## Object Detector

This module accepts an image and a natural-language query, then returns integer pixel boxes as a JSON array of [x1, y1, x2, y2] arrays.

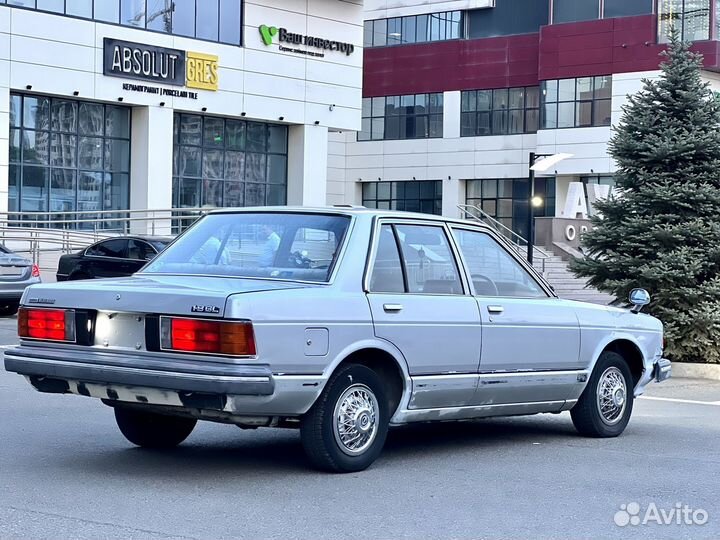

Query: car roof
[[93, 235, 174, 244], [207, 206, 493, 231]]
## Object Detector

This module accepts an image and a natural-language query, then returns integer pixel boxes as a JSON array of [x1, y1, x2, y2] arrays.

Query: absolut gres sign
[[104, 38, 185, 86]]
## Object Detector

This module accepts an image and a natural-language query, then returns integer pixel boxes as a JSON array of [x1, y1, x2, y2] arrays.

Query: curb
[[671, 363, 720, 381]]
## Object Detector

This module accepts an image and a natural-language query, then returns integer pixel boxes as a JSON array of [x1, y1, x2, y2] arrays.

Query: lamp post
[[527, 152, 573, 264]]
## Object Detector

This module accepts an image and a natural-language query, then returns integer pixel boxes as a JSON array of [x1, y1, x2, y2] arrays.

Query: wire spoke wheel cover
[[332, 384, 379, 456], [596, 366, 627, 426]]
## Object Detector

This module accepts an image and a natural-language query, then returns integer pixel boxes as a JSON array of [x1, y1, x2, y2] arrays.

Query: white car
[[4, 208, 671, 472]]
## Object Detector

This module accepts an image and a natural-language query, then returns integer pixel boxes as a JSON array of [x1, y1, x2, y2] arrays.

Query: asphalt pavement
[[0, 316, 718, 540]]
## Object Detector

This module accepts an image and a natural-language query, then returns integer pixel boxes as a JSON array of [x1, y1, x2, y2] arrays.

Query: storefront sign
[[563, 182, 615, 219], [103, 38, 219, 91], [259, 24, 355, 58]]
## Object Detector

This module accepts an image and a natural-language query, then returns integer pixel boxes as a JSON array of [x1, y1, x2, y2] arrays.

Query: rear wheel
[[114, 407, 197, 449], [301, 364, 389, 473], [0, 302, 19, 317], [571, 351, 634, 437]]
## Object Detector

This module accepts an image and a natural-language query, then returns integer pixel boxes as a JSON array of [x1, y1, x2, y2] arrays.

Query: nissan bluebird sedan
[[4, 208, 671, 472]]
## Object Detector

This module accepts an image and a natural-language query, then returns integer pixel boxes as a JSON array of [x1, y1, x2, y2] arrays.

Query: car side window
[[451, 229, 547, 298], [127, 240, 155, 261], [395, 224, 463, 295], [86, 239, 127, 259], [369, 225, 405, 293]]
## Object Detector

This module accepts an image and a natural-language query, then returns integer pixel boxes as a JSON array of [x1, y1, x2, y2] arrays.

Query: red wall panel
[[362, 15, 720, 98]]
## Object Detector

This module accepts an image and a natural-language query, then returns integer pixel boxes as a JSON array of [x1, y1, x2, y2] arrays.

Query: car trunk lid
[[21, 274, 312, 317]]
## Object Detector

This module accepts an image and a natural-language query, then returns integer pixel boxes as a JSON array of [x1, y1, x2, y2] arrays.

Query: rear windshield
[[142, 212, 351, 282]]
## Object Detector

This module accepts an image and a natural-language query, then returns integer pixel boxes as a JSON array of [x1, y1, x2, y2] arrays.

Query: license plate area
[[93, 312, 147, 351], [0, 266, 26, 277]]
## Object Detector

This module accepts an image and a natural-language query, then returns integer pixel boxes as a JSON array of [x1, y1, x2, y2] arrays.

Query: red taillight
[[31, 264, 40, 278], [161, 317, 256, 356], [18, 308, 76, 342]]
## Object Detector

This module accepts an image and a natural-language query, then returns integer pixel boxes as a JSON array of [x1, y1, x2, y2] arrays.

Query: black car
[[57, 236, 173, 281]]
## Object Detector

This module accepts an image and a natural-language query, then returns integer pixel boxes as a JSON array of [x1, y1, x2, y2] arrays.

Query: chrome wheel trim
[[332, 384, 379, 457], [596, 367, 628, 426]]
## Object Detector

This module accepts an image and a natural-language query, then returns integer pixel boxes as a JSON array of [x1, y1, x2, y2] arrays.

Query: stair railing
[[457, 203, 550, 276]]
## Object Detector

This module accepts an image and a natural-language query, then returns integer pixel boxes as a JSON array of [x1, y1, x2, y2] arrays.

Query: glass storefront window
[[363, 11, 462, 48], [5, 0, 242, 45], [541, 77, 612, 129], [358, 93, 443, 141], [461, 86, 539, 137], [466, 178, 555, 240], [362, 180, 442, 215], [9, 93, 131, 227], [658, 0, 711, 42], [172, 113, 288, 209]]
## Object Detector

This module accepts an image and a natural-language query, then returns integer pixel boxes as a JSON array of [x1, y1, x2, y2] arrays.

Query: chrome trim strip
[[391, 400, 569, 425]]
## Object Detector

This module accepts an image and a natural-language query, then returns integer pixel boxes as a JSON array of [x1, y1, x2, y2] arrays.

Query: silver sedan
[[4, 208, 671, 472], [0, 245, 41, 317]]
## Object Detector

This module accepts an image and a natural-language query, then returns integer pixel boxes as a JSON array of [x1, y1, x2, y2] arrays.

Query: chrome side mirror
[[629, 288, 651, 313]]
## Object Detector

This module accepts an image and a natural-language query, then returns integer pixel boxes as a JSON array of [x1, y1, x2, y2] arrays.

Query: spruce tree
[[572, 31, 720, 364]]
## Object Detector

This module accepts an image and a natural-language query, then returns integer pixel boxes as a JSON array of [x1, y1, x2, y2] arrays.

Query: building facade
[[328, 0, 720, 243], [0, 0, 363, 229]]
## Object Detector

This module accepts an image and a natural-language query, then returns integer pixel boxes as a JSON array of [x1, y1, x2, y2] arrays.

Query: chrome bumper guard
[[3, 345, 274, 396], [654, 358, 672, 383]]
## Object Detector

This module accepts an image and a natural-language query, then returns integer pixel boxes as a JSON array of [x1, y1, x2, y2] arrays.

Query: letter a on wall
[[563, 182, 589, 219]]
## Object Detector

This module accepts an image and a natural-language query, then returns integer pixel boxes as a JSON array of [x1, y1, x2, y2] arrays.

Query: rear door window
[[87, 239, 128, 258], [394, 224, 463, 295]]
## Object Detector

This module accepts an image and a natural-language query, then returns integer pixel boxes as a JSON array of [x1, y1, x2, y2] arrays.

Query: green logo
[[259, 25, 278, 46]]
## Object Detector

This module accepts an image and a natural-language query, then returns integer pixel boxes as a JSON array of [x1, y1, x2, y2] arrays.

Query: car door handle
[[383, 303, 403, 313], [487, 305, 504, 314]]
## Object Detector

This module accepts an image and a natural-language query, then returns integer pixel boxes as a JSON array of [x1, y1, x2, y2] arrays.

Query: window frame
[[364, 218, 470, 296], [448, 225, 554, 299], [358, 93, 444, 141], [364, 10, 464, 48], [3, 0, 242, 46], [461, 86, 539, 137], [540, 77, 612, 129]]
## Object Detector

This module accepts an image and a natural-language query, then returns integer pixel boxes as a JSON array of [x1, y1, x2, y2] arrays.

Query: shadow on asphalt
[[51, 415, 581, 477]]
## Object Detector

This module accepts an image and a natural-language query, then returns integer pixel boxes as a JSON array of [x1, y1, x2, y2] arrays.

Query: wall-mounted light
[[279, 116, 285, 121], [73, 91, 80, 96], [118, 97, 124, 102], [531, 196, 544, 208], [314, 120, 320, 125], [159, 102, 165, 107], [26, 85, 32, 90], [241, 112, 247, 117], [201, 107, 207, 112], [329, 104, 335, 111], [412, 176, 416, 180]]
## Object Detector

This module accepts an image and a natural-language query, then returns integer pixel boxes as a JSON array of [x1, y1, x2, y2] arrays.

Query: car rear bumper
[[0, 277, 40, 299], [4, 345, 275, 396], [3, 344, 325, 416]]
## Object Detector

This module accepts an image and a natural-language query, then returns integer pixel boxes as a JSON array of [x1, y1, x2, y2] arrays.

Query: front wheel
[[571, 351, 634, 437], [114, 407, 197, 449], [300, 364, 389, 473]]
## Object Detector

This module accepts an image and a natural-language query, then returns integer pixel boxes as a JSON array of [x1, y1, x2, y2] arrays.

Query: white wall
[[2, 0, 364, 215], [337, 71, 664, 217], [365, 0, 494, 18]]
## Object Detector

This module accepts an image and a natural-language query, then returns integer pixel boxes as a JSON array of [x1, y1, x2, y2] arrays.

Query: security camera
[[329, 104, 336, 111]]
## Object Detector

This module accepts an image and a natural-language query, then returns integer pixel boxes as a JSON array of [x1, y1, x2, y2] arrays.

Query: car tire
[[300, 364, 389, 473], [571, 351, 634, 438], [114, 406, 197, 449], [0, 302, 19, 317]]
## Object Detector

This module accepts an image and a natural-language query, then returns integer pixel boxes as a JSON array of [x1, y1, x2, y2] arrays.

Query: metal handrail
[[457, 203, 550, 274], [0, 207, 213, 265]]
